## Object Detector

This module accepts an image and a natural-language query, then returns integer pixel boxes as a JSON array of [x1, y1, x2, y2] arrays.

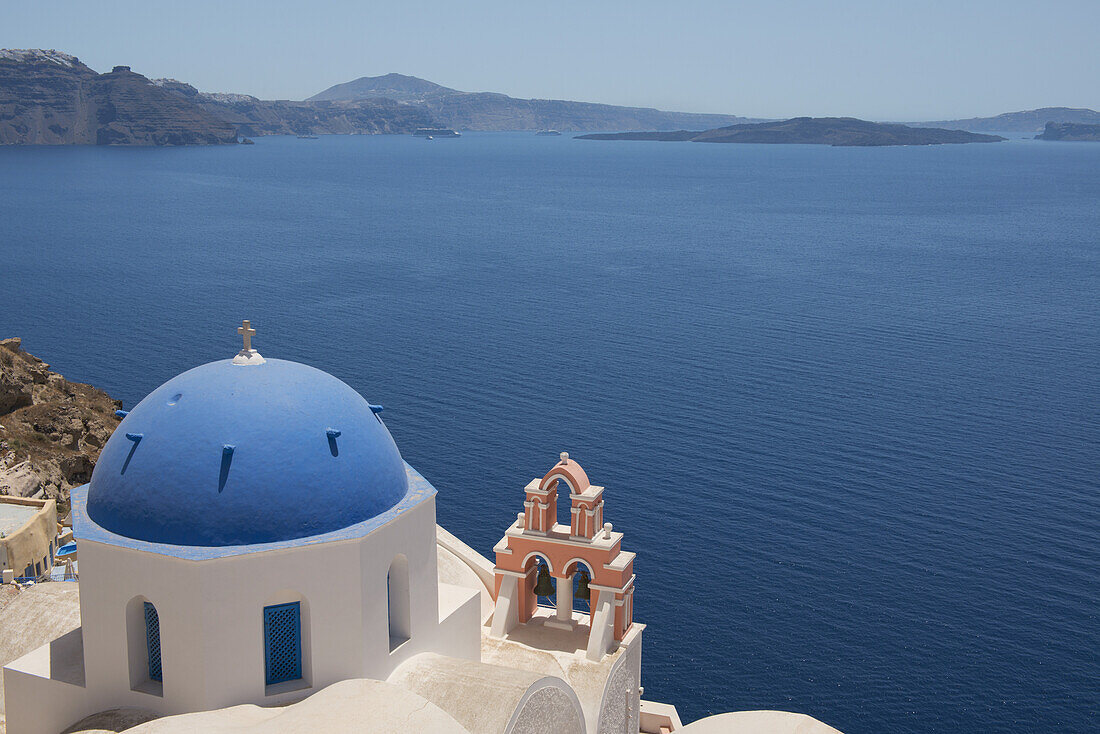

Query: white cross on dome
[[233, 319, 265, 365]]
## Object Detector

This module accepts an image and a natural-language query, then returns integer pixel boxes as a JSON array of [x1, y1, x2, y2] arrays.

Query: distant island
[[1035, 122, 1100, 141], [577, 118, 1005, 147], [307, 72, 760, 132], [911, 107, 1100, 133]]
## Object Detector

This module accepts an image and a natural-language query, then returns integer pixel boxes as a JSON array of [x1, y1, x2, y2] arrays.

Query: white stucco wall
[[119, 678, 472, 734], [596, 635, 642, 734], [4, 496, 481, 734], [389, 652, 586, 734], [677, 711, 844, 734], [508, 680, 585, 734]]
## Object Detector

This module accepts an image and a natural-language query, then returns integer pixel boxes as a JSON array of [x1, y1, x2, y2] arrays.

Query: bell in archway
[[533, 564, 556, 597], [575, 570, 591, 601]]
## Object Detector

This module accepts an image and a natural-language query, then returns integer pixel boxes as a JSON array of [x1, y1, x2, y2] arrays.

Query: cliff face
[[1036, 122, 1100, 141], [0, 50, 97, 144], [0, 339, 122, 511], [168, 86, 435, 136], [0, 50, 236, 145], [88, 67, 237, 145]]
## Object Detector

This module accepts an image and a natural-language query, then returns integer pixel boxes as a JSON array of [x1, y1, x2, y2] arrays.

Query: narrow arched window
[[387, 555, 410, 651], [263, 602, 302, 685], [143, 602, 162, 682]]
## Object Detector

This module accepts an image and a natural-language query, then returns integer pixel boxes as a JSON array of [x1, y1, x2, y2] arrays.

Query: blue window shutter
[[263, 602, 302, 685], [144, 602, 162, 682]]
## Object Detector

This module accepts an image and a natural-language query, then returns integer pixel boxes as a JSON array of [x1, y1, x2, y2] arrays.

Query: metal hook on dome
[[326, 429, 341, 457], [120, 433, 143, 475], [219, 444, 235, 493]]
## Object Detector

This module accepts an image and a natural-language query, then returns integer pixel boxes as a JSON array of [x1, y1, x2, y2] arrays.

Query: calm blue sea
[[1, 133, 1097, 732]]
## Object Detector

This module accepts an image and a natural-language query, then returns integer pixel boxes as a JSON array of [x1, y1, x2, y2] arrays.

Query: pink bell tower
[[490, 453, 636, 661]]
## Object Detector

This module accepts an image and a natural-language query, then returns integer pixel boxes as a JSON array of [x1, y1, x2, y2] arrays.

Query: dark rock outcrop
[[86, 66, 237, 145], [0, 50, 97, 144], [0, 49, 236, 145], [0, 338, 122, 510], [578, 117, 1005, 146], [307, 73, 760, 132], [1035, 122, 1100, 141]]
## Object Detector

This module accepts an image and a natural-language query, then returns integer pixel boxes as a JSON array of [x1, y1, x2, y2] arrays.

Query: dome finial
[[233, 319, 265, 365], [560, 451, 569, 464]]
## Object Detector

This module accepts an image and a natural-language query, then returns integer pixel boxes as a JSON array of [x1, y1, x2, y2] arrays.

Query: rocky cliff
[[0, 50, 237, 145], [1035, 121, 1100, 141], [0, 339, 121, 513], [155, 79, 434, 136], [308, 73, 759, 131], [0, 49, 97, 144]]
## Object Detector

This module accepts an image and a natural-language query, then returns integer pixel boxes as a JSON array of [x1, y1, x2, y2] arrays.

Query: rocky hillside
[[308, 72, 456, 103], [0, 339, 121, 513], [578, 117, 1005, 146], [0, 49, 96, 144], [912, 107, 1100, 133], [154, 79, 433, 136], [1035, 121, 1100, 141], [308, 73, 759, 131], [0, 49, 237, 145]]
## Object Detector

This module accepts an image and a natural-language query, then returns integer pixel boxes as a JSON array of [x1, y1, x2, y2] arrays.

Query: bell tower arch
[[490, 453, 636, 662]]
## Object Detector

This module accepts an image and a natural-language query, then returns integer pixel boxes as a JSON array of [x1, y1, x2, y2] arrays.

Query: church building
[[2, 323, 657, 733], [3, 322, 839, 734]]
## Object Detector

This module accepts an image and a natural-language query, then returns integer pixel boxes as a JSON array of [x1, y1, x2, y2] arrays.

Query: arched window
[[529, 555, 556, 609], [565, 560, 594, 614], [263, 602, 302, 685], [554, 478, 574, 530], [144, 602, 162, 682], [387, 555, 410, 651], [127, 596, 163, 695]]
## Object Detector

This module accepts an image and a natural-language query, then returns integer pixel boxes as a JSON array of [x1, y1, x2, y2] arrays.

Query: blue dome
[[87, 358, 408, 546]]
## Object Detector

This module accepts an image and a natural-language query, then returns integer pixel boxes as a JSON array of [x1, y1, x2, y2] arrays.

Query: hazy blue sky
[[2, 0, 1097, 120]]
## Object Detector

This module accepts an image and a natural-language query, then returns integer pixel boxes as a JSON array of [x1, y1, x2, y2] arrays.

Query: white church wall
[[359, 498, 457, 678], [3, 662, 91, 734], [506, 677, 587, 734], [76, 539, 209, 715], [5, 474, 486, 734], [436, 581, 482, 660], [189, 548, 356, 708], [595, 632, 643, 734], [63, 494, 466, 721]]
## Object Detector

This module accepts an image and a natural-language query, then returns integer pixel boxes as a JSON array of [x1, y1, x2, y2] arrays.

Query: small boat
[[536, 129, 562, 136], [426, 136, 434, 140], [414, 128, 460, 138]]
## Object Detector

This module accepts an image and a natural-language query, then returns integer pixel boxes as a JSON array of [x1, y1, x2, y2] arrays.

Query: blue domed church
[[2, 323, 669, 734]]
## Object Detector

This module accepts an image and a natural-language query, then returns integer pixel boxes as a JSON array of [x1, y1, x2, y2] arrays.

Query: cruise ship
[[413, 128, 461, 138]]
